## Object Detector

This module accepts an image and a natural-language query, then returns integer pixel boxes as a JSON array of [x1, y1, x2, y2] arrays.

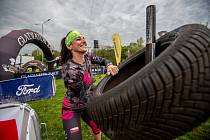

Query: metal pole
[[19, 54, 22, 73], [41, 24, 44, 62], [41, 24, 43, 36], [145, 5, 156, 64], [34, 19, 51, 62], [41, 18, 51, 62]]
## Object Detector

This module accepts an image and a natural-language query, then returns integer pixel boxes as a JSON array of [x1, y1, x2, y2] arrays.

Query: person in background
[[60, 30, 119, 140]]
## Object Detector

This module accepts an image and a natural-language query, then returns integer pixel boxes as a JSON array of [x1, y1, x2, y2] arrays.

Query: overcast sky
[[0, 0, 209, 54]]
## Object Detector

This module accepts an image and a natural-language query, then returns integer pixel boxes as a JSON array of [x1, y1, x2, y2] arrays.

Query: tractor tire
[[87, 24, 210, 140]]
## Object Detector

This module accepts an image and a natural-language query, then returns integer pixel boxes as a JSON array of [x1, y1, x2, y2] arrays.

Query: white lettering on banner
[[17, 36, 26, 46], [16, 84, 40, 96], [17, 32, 51, 50], [20, 71, 60, 78]]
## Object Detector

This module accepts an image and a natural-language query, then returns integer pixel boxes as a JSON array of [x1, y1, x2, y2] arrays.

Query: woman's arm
[[87, 53, 119, 76], [87, 52, 112, 66]]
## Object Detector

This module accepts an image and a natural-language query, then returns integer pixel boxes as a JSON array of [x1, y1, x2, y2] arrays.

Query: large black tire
[[87, 24, 210, 140]]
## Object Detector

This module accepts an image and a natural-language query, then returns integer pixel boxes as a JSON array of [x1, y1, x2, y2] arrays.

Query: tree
[[121, 46, 128, 61], [137, 37, 144, 46], [96, 48, 116, 65], [52, 50, 60, 58], [32, 50, 42, 61], [127, 37, 144, 57], [32, 49, 61, 63]]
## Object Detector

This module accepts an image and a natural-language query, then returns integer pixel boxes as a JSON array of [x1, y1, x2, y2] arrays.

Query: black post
[[19, 54, 22, 73], [94, 40, 99, 52], [145, 5, 156, 64], [93, 40, 99, 75]]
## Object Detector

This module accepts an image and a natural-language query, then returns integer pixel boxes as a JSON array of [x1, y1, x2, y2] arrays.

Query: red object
[[0, 119, 18, 140]]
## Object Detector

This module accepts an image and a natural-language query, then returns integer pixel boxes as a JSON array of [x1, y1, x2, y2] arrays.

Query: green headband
[[65, 31, 81, 46]]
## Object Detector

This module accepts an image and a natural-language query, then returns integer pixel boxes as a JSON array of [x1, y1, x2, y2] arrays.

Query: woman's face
[[70, 35, 87, 53]]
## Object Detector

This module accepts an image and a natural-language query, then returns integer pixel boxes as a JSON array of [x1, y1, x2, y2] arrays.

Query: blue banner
[[91, 65, 106, 75], [0, 75, 55, 103]]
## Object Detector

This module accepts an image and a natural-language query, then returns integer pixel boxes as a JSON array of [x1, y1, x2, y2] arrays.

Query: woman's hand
[[107, 64, 119, 76]]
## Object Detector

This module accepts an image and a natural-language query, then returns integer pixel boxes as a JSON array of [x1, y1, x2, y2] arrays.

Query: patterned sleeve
[[62, 62, 84, 93], [86, 52, 112, 66]]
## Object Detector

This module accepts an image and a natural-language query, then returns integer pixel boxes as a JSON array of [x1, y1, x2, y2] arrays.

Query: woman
[[60, 30, 119, 140]]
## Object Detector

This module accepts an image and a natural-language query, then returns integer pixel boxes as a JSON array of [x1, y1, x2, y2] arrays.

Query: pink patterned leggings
[[62, 97, 101, 140]]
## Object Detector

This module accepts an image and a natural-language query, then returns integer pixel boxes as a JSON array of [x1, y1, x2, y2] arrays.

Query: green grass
[[176, 117, 210, 140], [29, 78, 210, 140]]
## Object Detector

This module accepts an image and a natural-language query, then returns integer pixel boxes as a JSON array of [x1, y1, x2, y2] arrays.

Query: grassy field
[[29, 78, 210, 140]]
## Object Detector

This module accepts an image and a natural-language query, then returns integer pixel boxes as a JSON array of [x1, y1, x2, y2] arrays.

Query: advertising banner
[[0, 75, 55, 103], [112, 33, 122, 65]]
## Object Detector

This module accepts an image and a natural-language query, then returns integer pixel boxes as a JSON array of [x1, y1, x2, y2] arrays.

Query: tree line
[[96, 37, 144, 65]]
